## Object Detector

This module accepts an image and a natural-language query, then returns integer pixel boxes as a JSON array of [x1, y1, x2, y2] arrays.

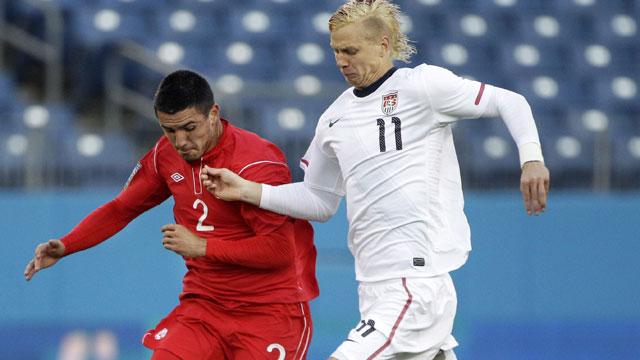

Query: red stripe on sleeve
[[474, 83, 486, 105]]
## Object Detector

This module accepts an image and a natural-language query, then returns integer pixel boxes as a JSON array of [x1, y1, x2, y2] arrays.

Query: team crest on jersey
[[123, 162, 142, 189], [381, 91, 398, 115]]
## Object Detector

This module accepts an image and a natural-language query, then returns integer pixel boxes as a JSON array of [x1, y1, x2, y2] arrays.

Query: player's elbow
[[313, 206, 338, 223], [308, 191, 340, 222], [506, 89, 530, 108], [269, 238, 296, 269]]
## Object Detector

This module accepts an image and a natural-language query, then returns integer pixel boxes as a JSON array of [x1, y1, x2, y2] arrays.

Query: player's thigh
[[332, 276, 457, 360], [231, 302, 312, 360], [143, 300, 226, 359], [147, 320, 225, 360]]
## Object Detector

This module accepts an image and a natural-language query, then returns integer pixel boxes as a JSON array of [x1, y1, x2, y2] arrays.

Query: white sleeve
[[260, 182, 341, 222], [299, 131, 346, 196], [258, 130, 345, 222], [481, 86, 544, 167], [421, 64, 544, 166]]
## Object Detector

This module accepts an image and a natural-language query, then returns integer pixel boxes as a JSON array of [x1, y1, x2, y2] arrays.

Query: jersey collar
[[353, 67, 398, 98]]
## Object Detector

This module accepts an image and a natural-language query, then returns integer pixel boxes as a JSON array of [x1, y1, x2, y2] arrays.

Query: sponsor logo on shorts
[[154, 328, 168, 340]]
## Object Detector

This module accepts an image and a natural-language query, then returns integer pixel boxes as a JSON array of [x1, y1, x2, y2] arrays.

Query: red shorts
[[142, 297, 313, 360]]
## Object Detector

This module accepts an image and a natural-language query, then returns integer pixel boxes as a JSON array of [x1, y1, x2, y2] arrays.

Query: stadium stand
[[0, 0, 638, 189]]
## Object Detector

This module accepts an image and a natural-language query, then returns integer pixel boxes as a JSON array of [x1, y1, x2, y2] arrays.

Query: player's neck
[[204, 119, 224, 155], [353, 66, 397, 98]]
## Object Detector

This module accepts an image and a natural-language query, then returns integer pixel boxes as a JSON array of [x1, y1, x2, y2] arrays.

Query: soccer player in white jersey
[[202, 0, 550, 359]]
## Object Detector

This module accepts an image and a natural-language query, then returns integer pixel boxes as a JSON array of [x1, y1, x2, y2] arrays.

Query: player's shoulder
[[148, 136, 174, 159], [401, 63, 456, 80], [229, 123, 279, 153], [152, 135, 171, 150], [321, 89, 352, 120], [226, 123, 289, 173]]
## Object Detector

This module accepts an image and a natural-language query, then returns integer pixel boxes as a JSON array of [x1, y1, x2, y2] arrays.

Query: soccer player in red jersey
[[24, 70, 319, 360]]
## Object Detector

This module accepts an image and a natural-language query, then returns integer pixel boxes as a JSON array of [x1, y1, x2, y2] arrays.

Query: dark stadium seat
[[591, 13, 640, 46], [591, 73, 640, 108], [514, 12, 584, 44], [0, 72, 18, 113], [512, 75, 594, 108], [474, 0, 555, 14], [498, 42, 569, 78], [552, 0, 635, 16], [58, 131, 137, 187], [570, 42, 637, 77], [543, 134, 595, 188], [456, 118, 521, 186], [96, 0, 164, 12], [1, 0, 637, 189], [420, 41, 500, 80], [227, 6, 297, 42], [70, 7, 144, 46], [279, 41, 342, 82], [608, 108, 640, 187], [247, 99, 323, 181], [155, 7, 230, 43]]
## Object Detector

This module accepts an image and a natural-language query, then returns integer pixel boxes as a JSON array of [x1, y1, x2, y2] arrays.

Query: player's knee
[[151, 349, 182, 360]]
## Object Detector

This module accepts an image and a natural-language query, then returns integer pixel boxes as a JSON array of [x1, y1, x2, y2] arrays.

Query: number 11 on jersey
[[376, 117, 403, 152]]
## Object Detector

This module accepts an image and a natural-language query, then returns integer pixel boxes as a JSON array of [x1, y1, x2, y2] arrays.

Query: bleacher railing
[[0, 0, 63, 102]]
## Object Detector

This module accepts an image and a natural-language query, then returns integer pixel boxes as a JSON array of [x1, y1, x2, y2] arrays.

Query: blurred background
[[0, 0, 638, 359]]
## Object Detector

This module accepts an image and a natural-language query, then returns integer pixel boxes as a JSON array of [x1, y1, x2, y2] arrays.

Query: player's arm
[[201, 162, 303, 269], [202, 135, 344, 221], [158, 219, 296, 270], [203, 218, 296, 269], [201, 168, 341, 222], [24, 195, 148, 281], [25, 152, 171, 281], [423, 65, 550, 215]]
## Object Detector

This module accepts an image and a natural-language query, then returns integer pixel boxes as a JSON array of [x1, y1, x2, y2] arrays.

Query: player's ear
[[379, 35, 390, 58], [209, 103, 220, 122]]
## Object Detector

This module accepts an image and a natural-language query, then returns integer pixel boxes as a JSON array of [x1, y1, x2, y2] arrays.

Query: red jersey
[[61, 120, 319, 305]]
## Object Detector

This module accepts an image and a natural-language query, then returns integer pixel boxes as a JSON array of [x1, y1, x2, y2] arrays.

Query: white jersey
[[301, 64, 496, 282]]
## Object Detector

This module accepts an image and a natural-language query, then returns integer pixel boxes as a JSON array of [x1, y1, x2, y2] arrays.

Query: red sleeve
[[61, 147, 171, 255], [205, 161, 295, 269]]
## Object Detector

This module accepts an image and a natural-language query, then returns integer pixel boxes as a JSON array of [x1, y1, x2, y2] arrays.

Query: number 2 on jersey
[[192, 199, 214, 232], [376, 117, 403, 152]]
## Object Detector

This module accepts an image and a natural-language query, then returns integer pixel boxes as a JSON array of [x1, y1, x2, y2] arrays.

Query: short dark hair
[[154, 69, 214, 116]]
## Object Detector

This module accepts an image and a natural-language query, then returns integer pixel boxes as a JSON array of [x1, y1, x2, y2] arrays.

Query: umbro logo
[[329, 118, 341, 127], [171, 173, 185, 182], [154, 328, 168, 340]]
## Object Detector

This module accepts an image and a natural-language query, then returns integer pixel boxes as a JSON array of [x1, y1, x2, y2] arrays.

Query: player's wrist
[[240, 180, 262, 206], [518, 142, 544, 168]]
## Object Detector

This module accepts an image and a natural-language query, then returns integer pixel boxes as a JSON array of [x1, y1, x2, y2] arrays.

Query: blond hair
[[329, 0, 416, 63]]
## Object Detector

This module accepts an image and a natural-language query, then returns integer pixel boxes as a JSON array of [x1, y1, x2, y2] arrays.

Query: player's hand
[[201, 166, 262, 206], [520, 161, 550, 216], [161, 224, 206, 258], [24, 239, 66, 281]]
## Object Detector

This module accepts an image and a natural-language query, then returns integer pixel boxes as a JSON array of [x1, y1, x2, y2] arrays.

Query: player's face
[[330, 21, 390, 89], [157, 105, 220, 161]]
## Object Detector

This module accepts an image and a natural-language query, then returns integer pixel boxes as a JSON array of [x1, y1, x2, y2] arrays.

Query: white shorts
[[331, 274, 458, 360]]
